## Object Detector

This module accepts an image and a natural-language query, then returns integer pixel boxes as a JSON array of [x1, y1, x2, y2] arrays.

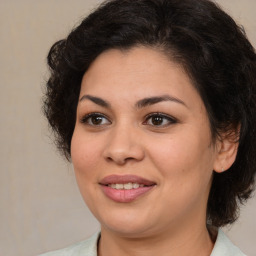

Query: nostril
[[105, 155, 137, 165], [102, 139, 145, 164]]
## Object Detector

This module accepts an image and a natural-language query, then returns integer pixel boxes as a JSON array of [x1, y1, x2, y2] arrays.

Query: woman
[[41, 0, 256, 255]]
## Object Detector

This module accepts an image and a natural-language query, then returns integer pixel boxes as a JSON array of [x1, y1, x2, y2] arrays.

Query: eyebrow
[[135, 95, 187, 109], [79, 95, 110, 108], [79, 94, 187, 109]]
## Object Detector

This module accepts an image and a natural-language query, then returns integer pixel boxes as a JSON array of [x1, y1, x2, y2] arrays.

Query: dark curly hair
[[43, 0, 256, 227]]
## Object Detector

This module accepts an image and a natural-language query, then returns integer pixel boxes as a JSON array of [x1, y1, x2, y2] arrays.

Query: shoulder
[[39, 232, 100, 256], [211, 229, 246, 256]]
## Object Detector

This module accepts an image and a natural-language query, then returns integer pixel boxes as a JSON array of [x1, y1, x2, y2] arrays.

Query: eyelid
[[80, 112, 111, 125], [143, 112, 178, 126]]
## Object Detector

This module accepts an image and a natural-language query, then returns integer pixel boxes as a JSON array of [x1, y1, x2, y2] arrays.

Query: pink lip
[[99, 175, 156, 203], [100, 175, 155, 186]]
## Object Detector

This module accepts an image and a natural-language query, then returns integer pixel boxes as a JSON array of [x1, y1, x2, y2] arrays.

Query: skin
[[71, 46, 238, 256]]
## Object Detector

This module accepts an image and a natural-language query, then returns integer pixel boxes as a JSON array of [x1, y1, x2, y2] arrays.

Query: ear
[[213, 130, 239, 173]]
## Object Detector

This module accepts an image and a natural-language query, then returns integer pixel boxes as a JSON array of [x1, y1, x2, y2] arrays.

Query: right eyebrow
[[79, 94, 111, 108]]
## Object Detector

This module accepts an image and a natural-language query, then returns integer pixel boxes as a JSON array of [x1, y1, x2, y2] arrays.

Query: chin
[[96, 207, 160, 237]]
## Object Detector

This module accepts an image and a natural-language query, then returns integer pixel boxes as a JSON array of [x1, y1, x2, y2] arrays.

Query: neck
[[98, 223, 215, 256]]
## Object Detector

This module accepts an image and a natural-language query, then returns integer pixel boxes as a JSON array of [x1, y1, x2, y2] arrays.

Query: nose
[[102, 125, 145, 165]]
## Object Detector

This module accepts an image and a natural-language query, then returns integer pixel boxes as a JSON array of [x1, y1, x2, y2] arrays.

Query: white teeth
[[124, 183, 133, 190], [133, 183, 140, 189], [116, 184, 124, 189], [108, 183, 143, 190]]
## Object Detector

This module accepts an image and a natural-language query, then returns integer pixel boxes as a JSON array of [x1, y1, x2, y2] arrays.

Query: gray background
[[0, 1, 255, 255]]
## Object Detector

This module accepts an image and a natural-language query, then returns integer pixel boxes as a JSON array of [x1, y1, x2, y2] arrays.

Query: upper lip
[[99, 175, 156, 186]]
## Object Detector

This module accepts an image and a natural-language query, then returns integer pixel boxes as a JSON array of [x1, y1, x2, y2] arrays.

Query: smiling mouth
[[99, 175, 156, 203], [99, 174, 156, 187], [106, 183, 151, 190]]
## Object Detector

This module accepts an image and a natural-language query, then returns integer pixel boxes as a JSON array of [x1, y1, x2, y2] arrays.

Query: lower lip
[[101, 185, 155, 203]]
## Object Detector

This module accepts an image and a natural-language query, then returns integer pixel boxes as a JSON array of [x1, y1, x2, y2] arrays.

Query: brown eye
[[81, 113, 111, 126], [151, 116, 164, 126], [144, 113, 177, 127], [91, 116, 105, 125]]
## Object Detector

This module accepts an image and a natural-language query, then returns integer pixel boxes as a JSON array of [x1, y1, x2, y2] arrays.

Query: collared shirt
[[39, 229, 246, 256]]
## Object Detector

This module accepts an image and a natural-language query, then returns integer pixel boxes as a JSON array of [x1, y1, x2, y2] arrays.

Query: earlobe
[[213, 134, 239, 173]]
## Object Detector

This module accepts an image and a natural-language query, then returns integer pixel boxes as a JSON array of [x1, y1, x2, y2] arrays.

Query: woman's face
[[71, 47, 220, 237]]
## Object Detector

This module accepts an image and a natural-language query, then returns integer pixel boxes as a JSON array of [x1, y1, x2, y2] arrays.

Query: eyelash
[[80, 113, 111, 126], [143, 112, 177, 127], [80, 112, 177, 127]]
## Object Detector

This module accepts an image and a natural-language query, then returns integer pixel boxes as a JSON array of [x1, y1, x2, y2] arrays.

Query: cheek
[[147, 135, 197, 170], [70, 129, 103, 208], [71, 129, 101, 178], [147, 127, 215, 181], [148, 133, 214, 216]]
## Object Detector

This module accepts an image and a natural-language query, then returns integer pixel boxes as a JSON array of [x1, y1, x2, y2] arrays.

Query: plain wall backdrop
[[0, 1, 255, 255]]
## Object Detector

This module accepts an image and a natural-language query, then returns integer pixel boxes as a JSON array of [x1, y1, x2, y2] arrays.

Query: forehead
[[80, 47, 204, 109], [80, 48, 205, 110], [83, 47, 185, 86]]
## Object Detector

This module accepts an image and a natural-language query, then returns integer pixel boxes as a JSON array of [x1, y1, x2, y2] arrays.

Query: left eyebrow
[[135, 95, 187, 109]]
